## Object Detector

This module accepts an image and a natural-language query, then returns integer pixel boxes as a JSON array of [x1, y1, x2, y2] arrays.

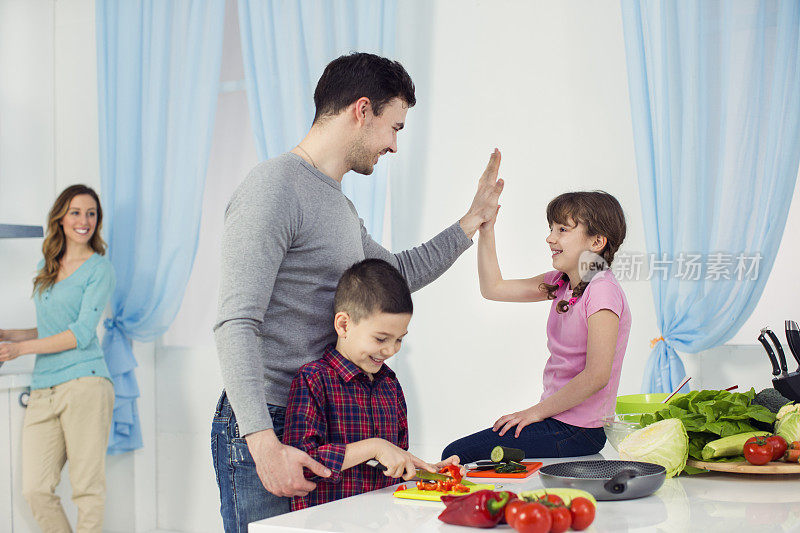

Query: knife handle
[[366, 459, 387, 471], [766, 329, 788, 373], [758, 333, 782, 376], [786, 321, 800, 370]]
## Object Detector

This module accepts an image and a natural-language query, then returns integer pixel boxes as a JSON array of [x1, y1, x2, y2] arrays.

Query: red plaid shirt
[[284, 344, 409, 510]]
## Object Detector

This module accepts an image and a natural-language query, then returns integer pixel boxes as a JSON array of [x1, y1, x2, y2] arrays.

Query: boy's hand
[[246, 429, 331, 497], [493, 406, 544, 438], [434, 454, 466, 478], [373, 440, 437, 481]]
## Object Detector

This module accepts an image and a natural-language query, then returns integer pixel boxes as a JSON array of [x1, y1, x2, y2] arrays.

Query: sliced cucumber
[[494, 462, 527, 474]]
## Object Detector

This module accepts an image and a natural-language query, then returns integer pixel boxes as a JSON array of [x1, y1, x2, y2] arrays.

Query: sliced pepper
[[439, 464, 463, 484]]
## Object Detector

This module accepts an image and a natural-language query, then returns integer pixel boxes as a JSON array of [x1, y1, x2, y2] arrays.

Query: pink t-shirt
[[540, 269, 631, 428]]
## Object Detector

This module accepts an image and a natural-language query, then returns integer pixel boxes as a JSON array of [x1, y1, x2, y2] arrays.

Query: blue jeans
[[211, 391, 290, 533], [441, 417, 606, 463]]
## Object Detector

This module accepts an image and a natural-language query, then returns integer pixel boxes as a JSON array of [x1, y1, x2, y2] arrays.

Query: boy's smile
[[334, 311, 412, 378]]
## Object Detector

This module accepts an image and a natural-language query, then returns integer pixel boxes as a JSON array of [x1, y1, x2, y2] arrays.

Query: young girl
[[442, 191, 631, 462], [0, 185, 115, 533]]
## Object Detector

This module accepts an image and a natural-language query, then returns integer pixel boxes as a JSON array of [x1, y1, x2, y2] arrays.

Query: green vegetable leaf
[[639, 388, 776, 462]]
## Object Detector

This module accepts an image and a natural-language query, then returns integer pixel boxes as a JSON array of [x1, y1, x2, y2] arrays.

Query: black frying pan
[[538, 460, 666, 501]]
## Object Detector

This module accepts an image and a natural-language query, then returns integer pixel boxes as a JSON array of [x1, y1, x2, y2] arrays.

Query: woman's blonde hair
[[33, 185, 107, 295]]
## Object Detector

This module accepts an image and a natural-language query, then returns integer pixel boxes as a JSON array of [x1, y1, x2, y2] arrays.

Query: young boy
[[284, 259, 459, 510]]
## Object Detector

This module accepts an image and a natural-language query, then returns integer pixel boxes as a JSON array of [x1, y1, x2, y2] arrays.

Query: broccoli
[[752, 388, 793, 414]]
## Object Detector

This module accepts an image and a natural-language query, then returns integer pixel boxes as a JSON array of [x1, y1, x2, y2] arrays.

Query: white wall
[[0, 0, 55, 376], [390, 0, 658, 461]]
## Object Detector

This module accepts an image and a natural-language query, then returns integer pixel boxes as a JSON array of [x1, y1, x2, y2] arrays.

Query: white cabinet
[[1, 374, 35, 533], [1, 384, 13, 533]]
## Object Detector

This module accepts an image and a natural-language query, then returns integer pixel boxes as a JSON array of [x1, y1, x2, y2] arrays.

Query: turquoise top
[[31, 253, 116, 390]]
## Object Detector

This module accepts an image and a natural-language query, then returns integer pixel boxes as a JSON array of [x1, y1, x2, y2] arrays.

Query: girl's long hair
[[539, 191, 627, 313], [33, 185, 107, 295]]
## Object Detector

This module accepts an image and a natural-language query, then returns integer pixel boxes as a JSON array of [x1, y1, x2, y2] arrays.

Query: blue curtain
[[621, 0, 800, 393], [96, 0, 225, 453], [238, 0, 397, 241]]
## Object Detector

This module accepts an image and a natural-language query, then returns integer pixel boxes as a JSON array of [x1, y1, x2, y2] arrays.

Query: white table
[[250, 445, 800, 533]]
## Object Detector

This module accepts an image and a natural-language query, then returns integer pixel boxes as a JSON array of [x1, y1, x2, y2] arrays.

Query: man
[[212, 52, 503, 532]]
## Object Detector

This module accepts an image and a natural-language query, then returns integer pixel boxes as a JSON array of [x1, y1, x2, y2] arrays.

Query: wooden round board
[[687, 459, 800, 474]]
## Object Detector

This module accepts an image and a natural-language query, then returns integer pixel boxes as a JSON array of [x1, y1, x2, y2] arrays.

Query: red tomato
[[548, 505, 572, 533], [539, 493, 564, 506], [569, 497, 596, 531], [504, 499, 526, 529], [743, 437, 773, 466], [514, 502, 552, 533], [394, 484, 407, 491], [767, 435, 788, 461]]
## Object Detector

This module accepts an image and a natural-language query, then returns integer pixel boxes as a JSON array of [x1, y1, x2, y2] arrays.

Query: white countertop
[[250, 445, 800, 533]]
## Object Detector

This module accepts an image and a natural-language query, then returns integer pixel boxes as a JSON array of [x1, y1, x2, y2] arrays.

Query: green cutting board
[[392, 482, 495, 502]]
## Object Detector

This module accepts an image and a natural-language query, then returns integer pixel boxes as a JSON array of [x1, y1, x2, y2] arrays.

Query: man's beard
[[348, 134, 378, 176]]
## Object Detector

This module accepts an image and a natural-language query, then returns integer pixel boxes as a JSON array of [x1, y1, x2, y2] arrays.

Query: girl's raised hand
[[459, 149, 505, 238], [492, 406, 543, 438], [479, 205, 501, 232]]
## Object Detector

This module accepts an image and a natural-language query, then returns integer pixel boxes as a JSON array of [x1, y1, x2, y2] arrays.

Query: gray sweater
[[214, 153, 473, 436]]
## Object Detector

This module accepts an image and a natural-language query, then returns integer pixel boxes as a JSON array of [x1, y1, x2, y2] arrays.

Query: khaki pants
[[22, 376, 114, 533]]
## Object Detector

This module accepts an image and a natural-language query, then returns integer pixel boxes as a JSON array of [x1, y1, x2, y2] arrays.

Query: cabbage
[[776, 403, 800, 421], [618, 418, 688, 478], [776, 411, 800, 443]]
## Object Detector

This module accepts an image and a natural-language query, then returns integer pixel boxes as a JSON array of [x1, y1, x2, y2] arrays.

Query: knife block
[[773, 373, 800, 402]]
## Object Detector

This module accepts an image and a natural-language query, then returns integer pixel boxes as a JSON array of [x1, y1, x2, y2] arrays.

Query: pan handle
[[603, 469, 637, 495]]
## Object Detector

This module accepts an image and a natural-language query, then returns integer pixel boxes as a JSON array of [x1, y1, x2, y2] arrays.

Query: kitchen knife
[[758, 330, 781, 377], [365, 459, 476, 486], [463, 460, 497, 469], [765, 329, 789, 376], [786, 321, 800, 371]]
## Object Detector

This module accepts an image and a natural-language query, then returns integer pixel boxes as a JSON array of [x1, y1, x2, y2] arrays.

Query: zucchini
[[520, 488, 597, 506], [700, 431, 770, 461], [490, 446, 524, 463]]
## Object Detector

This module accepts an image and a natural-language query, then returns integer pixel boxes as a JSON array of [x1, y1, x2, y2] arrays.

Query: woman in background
[[0, 184, 115, 533]]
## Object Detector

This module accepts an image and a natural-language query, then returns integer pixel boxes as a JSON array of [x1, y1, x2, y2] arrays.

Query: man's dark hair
[[313, 52, 416, 123], [334, 259, 413, 323]]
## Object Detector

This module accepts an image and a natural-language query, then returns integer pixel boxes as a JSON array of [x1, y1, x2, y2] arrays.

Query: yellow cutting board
[[393, 482, 495, 502]]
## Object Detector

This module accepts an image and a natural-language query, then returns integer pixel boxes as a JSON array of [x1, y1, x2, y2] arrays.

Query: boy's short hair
[[334, 259, 413, 323], [313, 52, 416, 123]]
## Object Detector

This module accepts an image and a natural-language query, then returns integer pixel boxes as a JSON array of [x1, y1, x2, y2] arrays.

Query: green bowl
[[616, 393, 682, 415]]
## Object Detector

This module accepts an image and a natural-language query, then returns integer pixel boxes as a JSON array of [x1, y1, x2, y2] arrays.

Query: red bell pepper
[[439, 464, 463, 484], [438, 490, 512, 528]]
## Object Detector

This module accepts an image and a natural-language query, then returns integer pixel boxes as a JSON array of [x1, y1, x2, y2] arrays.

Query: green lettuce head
[[776, 411, 800, 443], [618, 418, 688, 478]]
